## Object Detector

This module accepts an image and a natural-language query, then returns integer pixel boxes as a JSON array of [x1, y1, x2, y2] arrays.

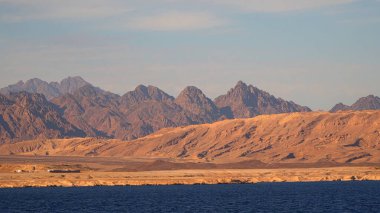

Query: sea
[[0, 181, 379, 213]]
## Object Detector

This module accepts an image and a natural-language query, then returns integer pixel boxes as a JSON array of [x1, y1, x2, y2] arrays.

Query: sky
[[0, 0, 380, 110]]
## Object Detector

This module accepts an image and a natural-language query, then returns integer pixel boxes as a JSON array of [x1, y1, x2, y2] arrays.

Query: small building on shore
[[47, 169, 80, 173]]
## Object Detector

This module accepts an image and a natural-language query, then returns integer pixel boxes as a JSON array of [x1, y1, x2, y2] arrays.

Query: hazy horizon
[[1, 0, 380, 110]]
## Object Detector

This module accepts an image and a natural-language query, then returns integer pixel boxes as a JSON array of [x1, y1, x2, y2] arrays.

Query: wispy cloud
[[0, 0, 132, 22], [0, 1, 225, 31], [126, 11, 226, 31], [0, 0, 356, 24], [195, 0, 356, 12]]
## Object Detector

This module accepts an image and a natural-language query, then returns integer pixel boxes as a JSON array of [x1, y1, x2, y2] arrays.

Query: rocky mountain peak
[[330, 103, 350, 112], [59, 76, 90, 94], [330, 95, 380, 112], [122, 85, 173, 107], [176, 86, 214, 108], [134, 85, 149, 96], [175, 86, 220, 122], [0, 76, 92, 100], [147, 85, 173, 102], [179, 86, 204, 96], [235, 80, 249, 89], [26, 78, 45, 85], [215, 81, 311, 118], [351, 95, 380, 110], [226, 81, 250, 97]]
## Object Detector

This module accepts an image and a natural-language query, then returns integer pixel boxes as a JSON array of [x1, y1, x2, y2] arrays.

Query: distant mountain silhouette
[[330, 103, 350, 112], [214, 81, 311, 118], [0, 76, 91, 100], [1, 77, 313, 141], [330, 95, 380, 112]]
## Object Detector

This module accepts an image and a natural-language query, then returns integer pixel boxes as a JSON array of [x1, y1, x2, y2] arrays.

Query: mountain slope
[[0, 92, 85, 142], [51, 85, 129, 139], [2, 111, 379, 165], [214, 81, 311, 118]]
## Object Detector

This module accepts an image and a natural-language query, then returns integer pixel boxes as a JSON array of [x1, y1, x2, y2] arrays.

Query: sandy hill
[[1, 111, 379, 165]]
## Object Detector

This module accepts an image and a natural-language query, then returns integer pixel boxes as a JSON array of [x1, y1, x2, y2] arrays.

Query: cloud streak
[[190, 0, 356, 12], [0, 0, 132, 22], [0, 0, 356, 24], [126, 11, 226, 31]]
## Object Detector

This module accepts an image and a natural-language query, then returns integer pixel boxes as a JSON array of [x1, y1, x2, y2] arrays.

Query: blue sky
[[0, 0, 380, 110]]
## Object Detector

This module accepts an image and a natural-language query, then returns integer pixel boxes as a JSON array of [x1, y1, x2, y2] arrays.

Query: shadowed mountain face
[[0, 76, 91, 100], [214, 81, 311, 118], [53, 84, 195, 140], [175, 86, 222, 122], [0, 92, 85, 142], [1, 77, 313, 141], [51, 85, 127, 139], [115, 85, 212, 140], [330, 95, 380, 112]]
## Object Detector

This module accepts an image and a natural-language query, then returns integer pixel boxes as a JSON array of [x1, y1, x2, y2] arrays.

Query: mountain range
[[0, 77, 311, 142], [0, 76, 91, 100], [0, 76, 378, 142]]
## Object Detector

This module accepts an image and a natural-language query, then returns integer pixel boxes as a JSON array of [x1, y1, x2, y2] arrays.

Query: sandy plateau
[[0, 111, 380, 187]]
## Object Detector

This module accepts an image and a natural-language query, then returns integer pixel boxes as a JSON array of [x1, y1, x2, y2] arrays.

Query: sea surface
[[0, 181, 379, 212]]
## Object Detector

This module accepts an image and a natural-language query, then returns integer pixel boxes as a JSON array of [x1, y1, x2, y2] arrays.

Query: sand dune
[[1, 111, 379, 165]]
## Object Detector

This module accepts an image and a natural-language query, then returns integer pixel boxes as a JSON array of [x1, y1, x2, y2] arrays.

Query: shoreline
[[2, 180, 380, 189], [1, 167, 380, 188]]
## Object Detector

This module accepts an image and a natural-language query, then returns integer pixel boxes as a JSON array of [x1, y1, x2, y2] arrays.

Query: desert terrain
[[1, 155, 380, 188], [0, 110, 380, 187]]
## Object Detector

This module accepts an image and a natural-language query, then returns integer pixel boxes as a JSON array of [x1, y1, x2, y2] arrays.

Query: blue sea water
[[0, 181, 379, 213]]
